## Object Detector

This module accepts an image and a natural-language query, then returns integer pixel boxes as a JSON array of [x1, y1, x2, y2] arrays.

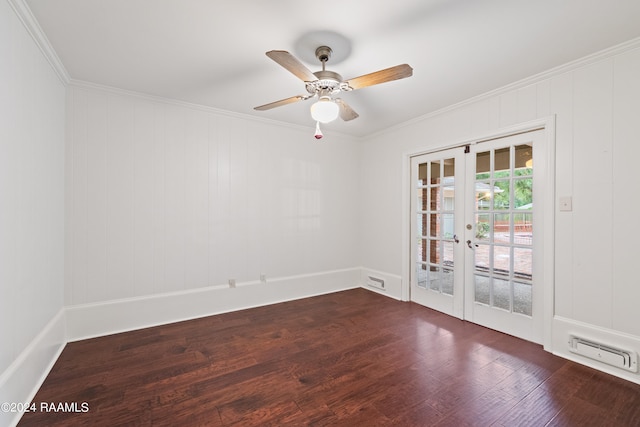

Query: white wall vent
[[569, 336, 638, 372], [366, 276, 385, 290]]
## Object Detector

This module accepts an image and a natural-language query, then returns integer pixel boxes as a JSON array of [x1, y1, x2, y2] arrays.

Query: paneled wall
[[0, 0, 65, 392], [360, 43, 640, 371], [65, 85, 360, 306]]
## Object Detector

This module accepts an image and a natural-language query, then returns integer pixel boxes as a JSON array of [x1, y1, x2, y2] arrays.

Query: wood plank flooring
[[18, 289, 640, 426]]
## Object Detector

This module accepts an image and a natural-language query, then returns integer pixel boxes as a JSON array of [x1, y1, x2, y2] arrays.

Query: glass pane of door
[[415, 158, 456, 295], [411, 148, 464, 319], [472, 144, 533, 316]]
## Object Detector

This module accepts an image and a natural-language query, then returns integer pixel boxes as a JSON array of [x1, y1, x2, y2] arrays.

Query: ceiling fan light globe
[[310, 99, 339, 123]]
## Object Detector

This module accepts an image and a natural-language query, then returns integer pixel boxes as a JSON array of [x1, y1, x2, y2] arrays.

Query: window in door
[[416, 159, 456, 296], [473, 144, 533, 316]]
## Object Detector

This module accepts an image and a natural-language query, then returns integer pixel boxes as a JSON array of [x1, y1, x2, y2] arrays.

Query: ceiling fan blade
[[344, 64, 413, 90], [266, 50, 318, 82], [335, 98, 359, 121], [254, 95, 307, 111]]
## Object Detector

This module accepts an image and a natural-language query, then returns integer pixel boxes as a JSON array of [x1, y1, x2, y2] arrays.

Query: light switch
[[559, 196, 572, 212]]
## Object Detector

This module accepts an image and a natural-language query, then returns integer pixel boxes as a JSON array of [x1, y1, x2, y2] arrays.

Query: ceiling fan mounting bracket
[[315, 46, 332, 63], [293, 31, 351, 65]]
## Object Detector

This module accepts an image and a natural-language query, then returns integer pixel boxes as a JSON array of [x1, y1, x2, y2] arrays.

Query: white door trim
[[401, 116, 556, 350]]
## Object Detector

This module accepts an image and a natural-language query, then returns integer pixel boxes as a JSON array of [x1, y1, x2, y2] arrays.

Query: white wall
[[65, 84, 360, 306], [0, 0, 66, 424], [360, 42, 640, 382], [5, 2, 640, 416]]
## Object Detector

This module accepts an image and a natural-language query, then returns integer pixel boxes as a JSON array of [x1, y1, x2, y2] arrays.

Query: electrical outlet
[[228, 279, 236, 288], [260, 274, 267, 283]]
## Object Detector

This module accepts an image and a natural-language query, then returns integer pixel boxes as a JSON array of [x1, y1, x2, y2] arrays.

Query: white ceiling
[[25, 0, 640, 137]]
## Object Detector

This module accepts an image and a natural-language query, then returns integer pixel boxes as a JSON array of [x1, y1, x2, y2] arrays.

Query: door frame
[[401, 116, 556, 350]]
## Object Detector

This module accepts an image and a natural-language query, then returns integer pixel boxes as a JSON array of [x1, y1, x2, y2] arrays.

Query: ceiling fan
[[254, 46, 413, 137]]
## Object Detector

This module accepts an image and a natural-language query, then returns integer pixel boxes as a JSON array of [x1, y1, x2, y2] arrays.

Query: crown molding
[[68, 79, 357, 141], [7, 0, 70, 84], [367, 36, 640, 140]]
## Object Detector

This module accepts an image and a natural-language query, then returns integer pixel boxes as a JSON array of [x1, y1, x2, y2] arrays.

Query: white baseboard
[[0, 309, 66, 427], [66, 268, 361, 342], [552, 316, 640, 385]]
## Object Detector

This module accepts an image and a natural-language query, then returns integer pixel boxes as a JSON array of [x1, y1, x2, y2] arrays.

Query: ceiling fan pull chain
[[314, 122, 323, 140]]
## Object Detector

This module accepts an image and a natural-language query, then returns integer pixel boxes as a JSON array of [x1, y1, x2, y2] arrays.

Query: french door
[[410, 148, 466, 319], [410, 130, 545, 343]]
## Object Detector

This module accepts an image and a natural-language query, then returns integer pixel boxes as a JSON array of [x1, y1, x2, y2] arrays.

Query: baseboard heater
[[569, 336, 638, 372], [366, 276, 385, 291]]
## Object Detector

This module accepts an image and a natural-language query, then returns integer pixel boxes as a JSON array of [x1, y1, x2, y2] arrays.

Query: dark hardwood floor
[[19, 288, 640, 426]]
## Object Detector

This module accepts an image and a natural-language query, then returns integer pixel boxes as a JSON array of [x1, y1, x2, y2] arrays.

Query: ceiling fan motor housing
[[307, 70, 343, 95], [304, 46, 344, 95]]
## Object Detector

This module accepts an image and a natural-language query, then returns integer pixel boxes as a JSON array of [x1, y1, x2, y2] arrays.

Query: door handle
[[466, 240, 478, 249], [453, 234, 459, 244]]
